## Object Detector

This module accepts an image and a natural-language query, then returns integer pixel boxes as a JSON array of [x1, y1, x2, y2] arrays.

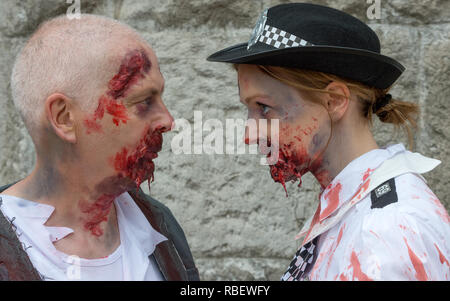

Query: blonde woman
[[208, 3, 449, 281]]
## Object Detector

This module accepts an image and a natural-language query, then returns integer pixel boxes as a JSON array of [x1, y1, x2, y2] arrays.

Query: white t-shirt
[[283, 144, 450, 281], [0, 191, 168, 281]]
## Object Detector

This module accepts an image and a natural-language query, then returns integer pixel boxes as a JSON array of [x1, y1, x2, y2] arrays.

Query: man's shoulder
[[128, 188, 179, 227], [127, 188, 200, 281], [0, 183, 15, 194]]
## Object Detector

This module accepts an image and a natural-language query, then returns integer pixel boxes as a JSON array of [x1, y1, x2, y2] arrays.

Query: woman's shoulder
[[356, 172, 449, 240], [340, 173, 450, 280], [393, 172, 448, 224]]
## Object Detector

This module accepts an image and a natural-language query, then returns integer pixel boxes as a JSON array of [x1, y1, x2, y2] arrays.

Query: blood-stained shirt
[[287, 144, 449, 281], [0, 192, 167, 280]]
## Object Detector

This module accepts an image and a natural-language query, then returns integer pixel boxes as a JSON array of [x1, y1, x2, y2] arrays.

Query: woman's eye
[[144, 97, 153, 105], [257, 102, 271, 115]]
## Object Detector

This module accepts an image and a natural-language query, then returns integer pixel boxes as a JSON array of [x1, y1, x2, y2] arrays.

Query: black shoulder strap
[[370, 178, 398, 209], [0, 197, 42, 281]]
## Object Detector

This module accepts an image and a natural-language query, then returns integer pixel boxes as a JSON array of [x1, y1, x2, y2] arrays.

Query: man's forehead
[[101, 44, 163, 96], [121, 61, 165, 102], [128, 72, 165, 98]]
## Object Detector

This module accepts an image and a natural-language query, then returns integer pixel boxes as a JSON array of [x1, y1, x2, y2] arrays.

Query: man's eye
[[257, 102, 271, 115], [135, 97, 153, 114]]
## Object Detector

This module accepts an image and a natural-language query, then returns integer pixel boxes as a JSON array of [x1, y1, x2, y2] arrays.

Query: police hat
[[207, 3, 405, 89]]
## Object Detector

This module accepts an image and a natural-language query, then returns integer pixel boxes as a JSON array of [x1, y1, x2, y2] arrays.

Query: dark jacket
[[0, 183, 200, 281]]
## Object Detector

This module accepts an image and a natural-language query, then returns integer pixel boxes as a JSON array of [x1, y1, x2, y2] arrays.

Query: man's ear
[[323, 81, 350, 122], [45, 93, 77, 143]]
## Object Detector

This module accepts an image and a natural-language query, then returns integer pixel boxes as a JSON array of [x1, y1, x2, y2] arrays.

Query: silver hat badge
[[247, 9, 268, 50]]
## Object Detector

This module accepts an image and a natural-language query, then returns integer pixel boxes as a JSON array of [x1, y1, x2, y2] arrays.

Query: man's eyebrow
[[125, 87, 162, 105]]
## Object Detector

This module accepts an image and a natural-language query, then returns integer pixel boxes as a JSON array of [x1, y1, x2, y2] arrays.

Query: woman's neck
[[309, 123, 379, 189]]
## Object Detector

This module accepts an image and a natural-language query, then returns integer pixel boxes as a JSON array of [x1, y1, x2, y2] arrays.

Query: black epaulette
[[370, 178, 398, 209]]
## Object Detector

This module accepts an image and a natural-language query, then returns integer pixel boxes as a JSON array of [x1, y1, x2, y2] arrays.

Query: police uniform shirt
[[283, 144, 449, 281]]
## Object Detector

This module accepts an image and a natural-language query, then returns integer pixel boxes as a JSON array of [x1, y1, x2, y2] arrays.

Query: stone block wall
[[0, 0, 448, 280]]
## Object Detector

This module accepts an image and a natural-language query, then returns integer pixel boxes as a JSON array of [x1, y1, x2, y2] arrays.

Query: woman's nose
[[244, 119, 258, 145]]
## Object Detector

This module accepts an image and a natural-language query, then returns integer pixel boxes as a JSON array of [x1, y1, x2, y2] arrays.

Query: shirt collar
[[114, 192, 168, 280], [114, 192, 168, 255], [0, 191, 168, 252], [0, 194, 74, 242], [318, 143, 406, 222]]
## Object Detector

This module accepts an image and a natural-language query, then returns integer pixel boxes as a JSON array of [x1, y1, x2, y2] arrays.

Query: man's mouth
[[111, 128, 163, 189]]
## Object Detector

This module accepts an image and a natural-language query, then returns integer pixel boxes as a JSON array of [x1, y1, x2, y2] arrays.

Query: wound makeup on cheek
[[111, 126, 163, 190], [83, 96, 130, 134], [268, 123, 319, 197], [83, 118, 103, 134], [79, 123, 161, 237], [269, 144, 306, 197], [104, 97, 130, 126]]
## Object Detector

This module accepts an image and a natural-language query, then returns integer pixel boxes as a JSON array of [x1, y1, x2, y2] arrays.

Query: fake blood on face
[[83, 50, 151, 134], [80, 127, 162, 237], [269, 144, 307, 197], [84, 96, 130, 133], [107, 50, 151, 100], [266, 120, 322, 197], [111, 126, 163, 189], [79, 51, 156, 236]]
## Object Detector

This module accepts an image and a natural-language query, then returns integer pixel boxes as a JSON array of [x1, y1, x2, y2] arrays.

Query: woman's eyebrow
[[243, 94, 271, 104]]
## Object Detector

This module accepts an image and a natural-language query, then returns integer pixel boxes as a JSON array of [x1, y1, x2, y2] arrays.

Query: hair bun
[[372, 93, 392, 114]]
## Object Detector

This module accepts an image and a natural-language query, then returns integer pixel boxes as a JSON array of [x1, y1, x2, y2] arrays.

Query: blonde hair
[[243, 65, 419, 149]]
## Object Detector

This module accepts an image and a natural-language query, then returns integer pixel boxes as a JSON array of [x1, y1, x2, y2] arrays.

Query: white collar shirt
[[0, 192, 168, 281], [284, 144, 450, 281]]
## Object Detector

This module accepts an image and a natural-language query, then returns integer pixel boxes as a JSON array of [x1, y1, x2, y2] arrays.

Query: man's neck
[[3, 160, 123, 258]]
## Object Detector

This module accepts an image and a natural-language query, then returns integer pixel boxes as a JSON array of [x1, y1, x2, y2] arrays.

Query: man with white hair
[[0, 14, 199, 281]]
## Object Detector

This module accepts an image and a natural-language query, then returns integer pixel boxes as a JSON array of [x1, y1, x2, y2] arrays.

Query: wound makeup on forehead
[[107, 49, 152, 100], [83, 50, 150, 134]]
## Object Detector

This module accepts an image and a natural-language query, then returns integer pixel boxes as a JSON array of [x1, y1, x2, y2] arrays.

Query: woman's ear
[[45, 93, 77, 143], [323, 81, 350, 122]]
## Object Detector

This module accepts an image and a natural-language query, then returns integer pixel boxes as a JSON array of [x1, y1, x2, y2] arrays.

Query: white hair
[[11, 14, 144, 134]]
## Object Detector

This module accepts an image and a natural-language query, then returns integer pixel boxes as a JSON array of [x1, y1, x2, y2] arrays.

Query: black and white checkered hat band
[[281, 236, 319, 281], [259, 25, 314, 49]]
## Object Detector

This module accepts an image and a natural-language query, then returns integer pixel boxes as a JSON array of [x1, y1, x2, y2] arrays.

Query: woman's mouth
[[263, 143, 306, 197]]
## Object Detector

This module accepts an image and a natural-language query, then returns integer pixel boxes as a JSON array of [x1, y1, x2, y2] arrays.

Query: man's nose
[[153, 102, 174, 133]]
